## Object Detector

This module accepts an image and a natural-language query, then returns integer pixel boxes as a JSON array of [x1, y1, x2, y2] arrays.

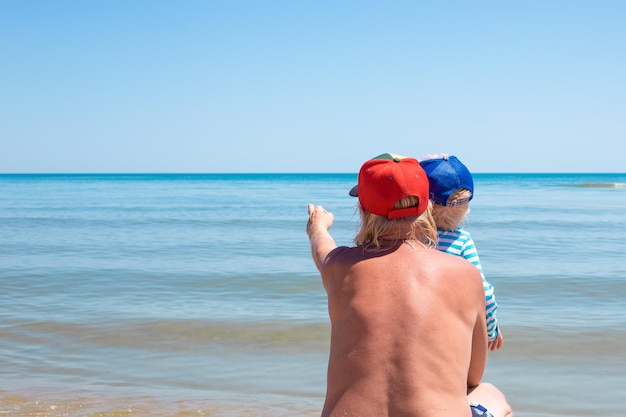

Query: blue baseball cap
[[419, 154, 474, 206]]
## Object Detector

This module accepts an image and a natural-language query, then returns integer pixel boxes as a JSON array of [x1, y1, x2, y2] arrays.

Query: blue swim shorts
[[470, 403, 495, 417]]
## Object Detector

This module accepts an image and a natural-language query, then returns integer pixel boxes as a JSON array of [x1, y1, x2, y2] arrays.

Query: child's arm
[[462, 235, 502, 347]]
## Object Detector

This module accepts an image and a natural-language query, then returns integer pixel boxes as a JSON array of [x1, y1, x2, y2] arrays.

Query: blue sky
[[1, 1, 624, 173]]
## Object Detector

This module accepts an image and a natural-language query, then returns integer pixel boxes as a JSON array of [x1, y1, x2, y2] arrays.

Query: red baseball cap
[[349, 153, 429, 219]]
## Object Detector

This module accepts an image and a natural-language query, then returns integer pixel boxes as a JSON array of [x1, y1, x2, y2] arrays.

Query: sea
[[1, 173, 625, 417]]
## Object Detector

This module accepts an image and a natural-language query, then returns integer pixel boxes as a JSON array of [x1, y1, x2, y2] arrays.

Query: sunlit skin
[[307, 204, 512, 417]]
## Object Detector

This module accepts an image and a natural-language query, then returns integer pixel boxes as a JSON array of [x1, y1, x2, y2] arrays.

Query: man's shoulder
[[427, 247, 482, 277], [326, 245, 362, 264]]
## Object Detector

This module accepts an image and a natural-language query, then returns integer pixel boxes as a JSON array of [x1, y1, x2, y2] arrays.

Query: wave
[[572, 182, 626, 188]]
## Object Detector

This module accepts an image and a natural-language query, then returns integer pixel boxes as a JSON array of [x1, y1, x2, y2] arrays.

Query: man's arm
[[468, 310, 488, 389], [467, 266, 488, 389], [306, 204, 337, 273]]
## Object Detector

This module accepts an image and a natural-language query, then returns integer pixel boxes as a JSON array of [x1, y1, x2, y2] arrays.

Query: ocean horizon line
[[1, 171, 626, 176]]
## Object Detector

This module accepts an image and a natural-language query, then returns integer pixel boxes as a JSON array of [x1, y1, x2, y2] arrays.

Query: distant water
[[1, 173, 625, 417]]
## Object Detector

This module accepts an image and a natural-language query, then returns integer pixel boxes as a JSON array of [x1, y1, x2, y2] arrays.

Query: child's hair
[[431, 188, 472, 231], [355, 196, 437, 251]]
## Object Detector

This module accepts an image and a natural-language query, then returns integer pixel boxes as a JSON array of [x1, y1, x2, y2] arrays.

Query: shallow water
[[1, 173, 625, 416]]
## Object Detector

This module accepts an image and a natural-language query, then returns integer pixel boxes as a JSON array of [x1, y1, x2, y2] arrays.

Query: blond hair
[[354, 196, 438, 251], [431, 188, 471, 231]]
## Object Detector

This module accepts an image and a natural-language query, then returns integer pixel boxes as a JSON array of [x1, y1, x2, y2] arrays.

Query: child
[[420, 153, 503, 351]]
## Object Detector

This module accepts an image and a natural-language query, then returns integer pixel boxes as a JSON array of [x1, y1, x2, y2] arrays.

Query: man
[[306, 153, 512, 417]]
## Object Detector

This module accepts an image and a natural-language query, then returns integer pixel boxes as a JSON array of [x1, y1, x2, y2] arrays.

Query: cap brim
[[349, 185, 358, 197]]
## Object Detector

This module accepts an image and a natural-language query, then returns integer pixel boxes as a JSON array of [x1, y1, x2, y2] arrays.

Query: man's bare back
[[314, 230, 486, 417]]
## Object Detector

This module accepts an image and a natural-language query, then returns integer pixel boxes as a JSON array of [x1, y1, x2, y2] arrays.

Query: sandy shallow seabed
[[0, 390, 322, 417]]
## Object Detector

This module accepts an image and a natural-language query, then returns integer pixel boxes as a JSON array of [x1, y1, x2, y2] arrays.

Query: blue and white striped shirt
[[436, 227, 499, 341]]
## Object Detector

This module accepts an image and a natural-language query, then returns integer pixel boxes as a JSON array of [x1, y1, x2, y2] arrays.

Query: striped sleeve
[[437, 228, 499, 341]]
